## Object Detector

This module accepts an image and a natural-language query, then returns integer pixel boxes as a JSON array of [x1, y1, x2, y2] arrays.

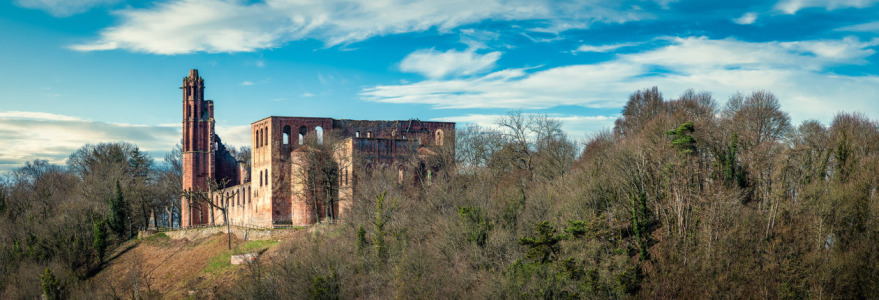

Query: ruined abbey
[[180, 69, 454, 227]]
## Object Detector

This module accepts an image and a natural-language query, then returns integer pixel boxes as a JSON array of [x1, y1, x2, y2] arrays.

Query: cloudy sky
[[1, 0, 878, 171]]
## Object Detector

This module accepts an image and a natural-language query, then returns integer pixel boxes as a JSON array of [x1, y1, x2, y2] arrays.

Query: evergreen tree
[[93, 219, 108, 262], [107, 180, 126, 238], [40, 267, 61, 300], [518, 221, 565, 264]]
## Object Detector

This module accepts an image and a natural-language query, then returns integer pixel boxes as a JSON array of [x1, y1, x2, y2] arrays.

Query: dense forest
[[2, 87, 878, 298]]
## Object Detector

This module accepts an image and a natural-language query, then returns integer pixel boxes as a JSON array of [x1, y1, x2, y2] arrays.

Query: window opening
[[398, 166, 404, 184], [435, 129, 444, 146], [299, 126, 307, 145]]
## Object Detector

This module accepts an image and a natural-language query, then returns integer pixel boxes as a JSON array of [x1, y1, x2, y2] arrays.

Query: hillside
[[85, 229, 300, 299]]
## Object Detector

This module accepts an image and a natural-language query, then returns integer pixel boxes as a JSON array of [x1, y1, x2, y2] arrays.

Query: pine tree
[[93, 219, 108, 262], [107, 180, 127, 239], [40, 267, 61, 300]]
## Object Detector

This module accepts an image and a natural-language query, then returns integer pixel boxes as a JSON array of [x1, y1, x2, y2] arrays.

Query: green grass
[[140, 232, 170, 246], [202, 239, 281, 275]]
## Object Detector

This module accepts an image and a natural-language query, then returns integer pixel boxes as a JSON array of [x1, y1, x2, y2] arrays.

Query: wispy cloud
[[0, 111, 252, 171], [774, 0, 879, 14], [837, 20, 879, 32], [400, 48, 502, 78], [574, 42, 641, 53], [240, 81, 255, 86], [363, 36, 879, 124], [15, 0, 118, 17], [732, 12, 757, 24], [0, 111, 84, 122], [459, 29, 501, 50], [71, 0, 654, 54]]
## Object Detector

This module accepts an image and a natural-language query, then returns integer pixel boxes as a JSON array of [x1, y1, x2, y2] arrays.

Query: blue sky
[[1, 0, 878, 170]]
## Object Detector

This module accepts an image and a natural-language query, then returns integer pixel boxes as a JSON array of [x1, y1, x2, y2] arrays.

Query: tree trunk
[[224, 206, 231, 250]]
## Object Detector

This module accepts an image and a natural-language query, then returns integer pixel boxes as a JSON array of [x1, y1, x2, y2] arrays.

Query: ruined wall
[[180, 69, 455, 228], [213, 136, 241, 187], [206, 183, 254, 226], [250, 118, 274, 227], [331, 119, 455, 149]]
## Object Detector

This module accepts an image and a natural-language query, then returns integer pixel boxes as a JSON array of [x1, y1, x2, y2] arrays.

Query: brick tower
[[181, 69, 216, 226]]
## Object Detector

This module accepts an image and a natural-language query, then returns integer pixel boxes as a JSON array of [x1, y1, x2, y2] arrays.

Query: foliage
[[107, 181, 126, 239], [667, 121, 696, 155], [458, 206, 492, 247], [92, 219, 107, 262], [518, 221, 565, 264], [40, 268, 60, 300], [311, 267, 340, 300]]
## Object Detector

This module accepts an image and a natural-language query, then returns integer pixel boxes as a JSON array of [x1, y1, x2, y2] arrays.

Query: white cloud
[[241, 81, 254, 86], [0, 112, 176, 170], [774, 0, 879, 14], [72, 0, 650, 54], [0, 111, 84, 121], [400, 48, 502, 78], [732, 12, 757, 24], [837, 20, 879, 32], [0, 111, 252, 171], [214, 125, 252, 149], [302, 92, 315, 97], [15, 0, 118, 17], [362, 36, 879, 125], [459, 29, 501, 50], [574, 42, 641, 53], [622, 36, 878, 72]]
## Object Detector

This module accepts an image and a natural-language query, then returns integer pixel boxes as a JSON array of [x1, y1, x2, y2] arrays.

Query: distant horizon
[[2, 0, 878, 171]]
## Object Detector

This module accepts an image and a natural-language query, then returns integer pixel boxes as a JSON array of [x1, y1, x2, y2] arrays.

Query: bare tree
[[181, 177, 239, 249], [290, 130, 352, 224]]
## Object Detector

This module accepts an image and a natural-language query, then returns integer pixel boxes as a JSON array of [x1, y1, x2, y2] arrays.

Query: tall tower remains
[[181, 69, 216, 226]]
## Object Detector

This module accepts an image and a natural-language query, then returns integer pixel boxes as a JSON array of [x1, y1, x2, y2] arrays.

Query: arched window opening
[[256, 129, 260, 148], [435, 129, 444, 146], [315, 126, 324, 145], [367, 131, 373, 138], [259, 170, 263, 186], [264, 171, 269, 186], [283, 125, 291, 145], [299, 126, 307, 145], [263, 127, 268, 147], [398, 166, 404, 184], [355, 131, 360, 138]]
